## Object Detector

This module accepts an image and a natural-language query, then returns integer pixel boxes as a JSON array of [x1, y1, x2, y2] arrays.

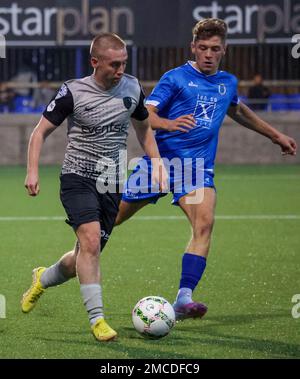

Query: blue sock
[[179, 253, 207, 291], [175, 253, 206, 306]]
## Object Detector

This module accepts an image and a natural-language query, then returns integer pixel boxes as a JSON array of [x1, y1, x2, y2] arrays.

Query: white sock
[[40, 262, 70, 289], [80, 284, 104, 325]]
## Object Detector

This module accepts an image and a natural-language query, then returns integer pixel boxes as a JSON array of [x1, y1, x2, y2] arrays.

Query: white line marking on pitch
[[217, 175, 300, 180], [0, 215, 300, 221]]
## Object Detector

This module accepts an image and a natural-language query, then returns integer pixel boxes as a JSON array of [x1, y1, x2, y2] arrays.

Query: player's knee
[[80, 233, 101, 256], [193, 215, 214, 239]]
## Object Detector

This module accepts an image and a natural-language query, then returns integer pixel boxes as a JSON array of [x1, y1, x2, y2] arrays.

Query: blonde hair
[[90, 33, 126, 58]]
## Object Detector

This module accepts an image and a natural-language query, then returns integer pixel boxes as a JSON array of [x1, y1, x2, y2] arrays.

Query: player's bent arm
[[25, 116, 58, 196], [146, 104, 195, 133], [227, 101, 281, 138], [227, 102, 297, 155], [132, 118, 168, 191]]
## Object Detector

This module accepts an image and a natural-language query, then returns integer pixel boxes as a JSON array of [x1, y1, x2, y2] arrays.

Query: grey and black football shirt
[[43, 74, 148, 181]]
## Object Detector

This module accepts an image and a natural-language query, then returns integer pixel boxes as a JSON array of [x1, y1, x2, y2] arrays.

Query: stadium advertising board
[[0, 0, 299, 46]]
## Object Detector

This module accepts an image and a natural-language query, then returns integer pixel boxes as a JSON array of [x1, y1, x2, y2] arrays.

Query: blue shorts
[[122, 153, 215, 206]]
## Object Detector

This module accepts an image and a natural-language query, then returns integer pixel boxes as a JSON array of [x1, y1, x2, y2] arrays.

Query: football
[[132, 296, 176, 339]]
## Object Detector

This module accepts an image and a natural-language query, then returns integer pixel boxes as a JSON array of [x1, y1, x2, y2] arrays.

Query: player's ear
[[90, 56, 99, 68], [223, 44, 227, 55]]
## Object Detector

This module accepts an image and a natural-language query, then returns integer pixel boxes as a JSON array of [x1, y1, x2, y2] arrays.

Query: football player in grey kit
[[21, 33, 167, 342]]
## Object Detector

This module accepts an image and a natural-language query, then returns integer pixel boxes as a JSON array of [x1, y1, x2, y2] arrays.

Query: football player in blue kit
[[116, 18, 297, 320]]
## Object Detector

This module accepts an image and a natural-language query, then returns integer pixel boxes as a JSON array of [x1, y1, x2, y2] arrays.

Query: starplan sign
[[0, 0, 299, 46]]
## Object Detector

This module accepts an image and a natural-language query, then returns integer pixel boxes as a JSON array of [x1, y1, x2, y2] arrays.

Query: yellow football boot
[[21, 267, 46, 313], [91, 318, 117, 342]]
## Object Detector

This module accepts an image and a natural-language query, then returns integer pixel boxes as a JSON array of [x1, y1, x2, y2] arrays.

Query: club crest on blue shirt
[[218, 84, 226, 95], [123, 97, 132, 109], [193, 95, 217, 129]]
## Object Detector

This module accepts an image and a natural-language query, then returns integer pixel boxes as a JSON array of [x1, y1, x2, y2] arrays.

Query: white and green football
[[132, 296, 176, 339]]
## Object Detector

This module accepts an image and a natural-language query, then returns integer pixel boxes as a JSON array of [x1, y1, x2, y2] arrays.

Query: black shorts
[[60, 173, 121, 251]]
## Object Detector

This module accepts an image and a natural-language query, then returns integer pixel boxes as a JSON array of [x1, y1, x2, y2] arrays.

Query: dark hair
[[90, 33, 126, 57], [193, 18, 227, 43]]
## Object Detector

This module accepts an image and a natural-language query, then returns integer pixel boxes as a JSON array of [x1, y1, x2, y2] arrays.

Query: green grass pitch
[[0, 165, 299, 359]]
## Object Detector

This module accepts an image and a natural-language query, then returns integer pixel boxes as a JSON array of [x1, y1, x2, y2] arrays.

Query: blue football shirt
[[146, 61, 239, 170]]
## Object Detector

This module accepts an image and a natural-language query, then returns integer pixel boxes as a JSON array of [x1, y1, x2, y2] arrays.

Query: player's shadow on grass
[[38, 326, 192, 359], [189, 332, 300, 359], [176, 312, 299, 358], [38, 334, 190, 359], [173, 311, 289, 333], [97, 341, 189, 359], [35, 313, 299, 358], [202, 312, 288, 326], [120, 325, 187, 342]]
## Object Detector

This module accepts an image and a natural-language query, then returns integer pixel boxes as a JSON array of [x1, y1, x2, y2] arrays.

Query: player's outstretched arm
[[132, 118, 168, 192], [227, 102, 297, 156], [146, 105, 196, 133], [25, 116, 58, 196]]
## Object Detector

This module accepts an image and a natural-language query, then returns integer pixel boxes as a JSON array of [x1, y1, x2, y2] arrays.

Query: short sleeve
[[131, 84, 149, 121], [43, 83, 74, 126], [145, 71, 176, 111]]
